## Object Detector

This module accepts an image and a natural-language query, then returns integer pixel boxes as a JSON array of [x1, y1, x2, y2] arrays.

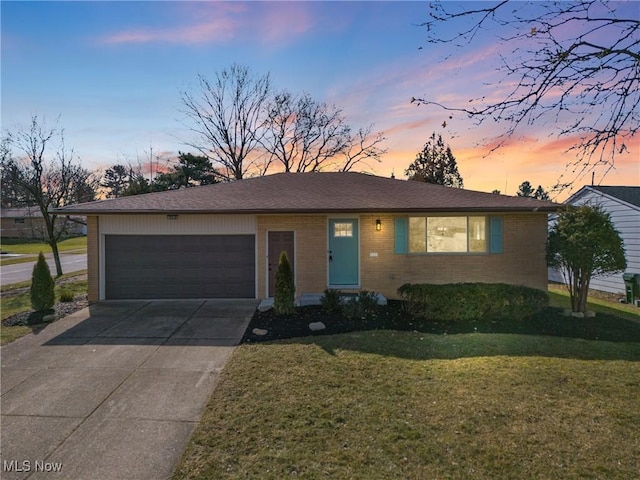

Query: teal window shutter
[[489, 216, 503, 253], [394, 217, 408, 254]]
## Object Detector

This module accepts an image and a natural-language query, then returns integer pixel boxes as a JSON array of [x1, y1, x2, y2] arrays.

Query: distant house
[[0, 207, 87, 239], [55, 172, 559, 302], [549, 186, 640, 294]]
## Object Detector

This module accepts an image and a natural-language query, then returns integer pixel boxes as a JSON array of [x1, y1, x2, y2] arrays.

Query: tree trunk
[[43, 212, 63, 277], [578, 276, 591, 313], [50, 240, 63, 278]]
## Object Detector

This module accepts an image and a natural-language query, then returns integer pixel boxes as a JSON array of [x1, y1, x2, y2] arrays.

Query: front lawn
[[1, 236, 87, 254], [0, 236, 87, 266], [0, 275, 88, 345], [173, 331, 640, 480], [548, 283, 639, 321]]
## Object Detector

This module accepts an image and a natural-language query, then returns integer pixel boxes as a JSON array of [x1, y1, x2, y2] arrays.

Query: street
[[0, 253, 87, 286]]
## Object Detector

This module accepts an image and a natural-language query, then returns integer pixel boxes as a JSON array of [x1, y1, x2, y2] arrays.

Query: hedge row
[[397, 283, 548, 321]]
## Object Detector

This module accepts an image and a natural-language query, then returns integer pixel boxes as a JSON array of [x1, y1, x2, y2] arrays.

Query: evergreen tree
[[30, 252, 55, 312], [274, 251, 295, 315], [517, 181, 535, 197], [517, 181, 550, 200], [405, 133, 463, 188]]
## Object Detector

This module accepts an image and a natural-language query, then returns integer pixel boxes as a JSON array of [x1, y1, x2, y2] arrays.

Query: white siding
[[99, 214, 257, 235], [549, 188, 640, 294]]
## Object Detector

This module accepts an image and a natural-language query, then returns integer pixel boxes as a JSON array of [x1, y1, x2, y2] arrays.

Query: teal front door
[[328, 219, 359, 286]]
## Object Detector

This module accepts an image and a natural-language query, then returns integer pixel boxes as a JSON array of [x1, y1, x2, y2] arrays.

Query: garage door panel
[[105, 235, 255, 299]]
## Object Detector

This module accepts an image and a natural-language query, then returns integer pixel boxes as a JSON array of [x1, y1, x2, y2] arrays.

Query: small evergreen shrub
[[397, 283, 548, 321], [343, 290, 380, 321], [59, 290, 74, 303], [320, 289, 342, 314], [30, 251, 55, 312], [274, 251, 295, 315]]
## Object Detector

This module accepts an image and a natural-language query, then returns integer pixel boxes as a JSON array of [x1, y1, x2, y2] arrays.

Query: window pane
[[427, 217, 467, 252], [409, 217, 426, 252], [333, 222, 353, 237], [469, 216, 487, 252]]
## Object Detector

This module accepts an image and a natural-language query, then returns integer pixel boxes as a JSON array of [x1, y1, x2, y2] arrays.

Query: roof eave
[[53, 206, 560, 215]]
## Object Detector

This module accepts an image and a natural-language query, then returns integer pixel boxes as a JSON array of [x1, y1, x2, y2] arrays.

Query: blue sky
[[2, 1, 638, 198]]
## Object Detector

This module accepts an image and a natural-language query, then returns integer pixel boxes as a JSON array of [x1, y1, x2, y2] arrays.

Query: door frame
[[266, 230, 296, 297], [327, 216, 360, 288]]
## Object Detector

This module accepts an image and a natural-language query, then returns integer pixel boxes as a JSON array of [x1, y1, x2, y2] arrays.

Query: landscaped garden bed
[[243, 300, 640, 344]]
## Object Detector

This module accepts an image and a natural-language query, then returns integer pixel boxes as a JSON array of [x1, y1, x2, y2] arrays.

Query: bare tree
[[413, 1, 639, 190], [340, 125, 387, 172], [261, 91, 351, 173], [1, 116, 97, 276], [180, 64, 271, 180]]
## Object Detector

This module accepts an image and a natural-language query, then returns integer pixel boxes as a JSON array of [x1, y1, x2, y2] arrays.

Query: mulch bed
[[2, 294, 89, 327], [242, 300, 640, 344]]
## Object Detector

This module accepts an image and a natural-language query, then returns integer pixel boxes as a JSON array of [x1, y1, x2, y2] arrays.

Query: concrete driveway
[[0, 299, 257, 480]]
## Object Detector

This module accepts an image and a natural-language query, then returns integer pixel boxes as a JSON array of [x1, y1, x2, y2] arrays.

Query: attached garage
[[104, 235, 255, 299]]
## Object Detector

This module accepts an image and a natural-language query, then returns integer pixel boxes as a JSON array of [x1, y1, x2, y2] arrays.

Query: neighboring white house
[[549, 185, 640, 294]]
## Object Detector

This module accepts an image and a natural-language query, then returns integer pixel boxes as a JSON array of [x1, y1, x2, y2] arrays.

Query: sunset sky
[[2, 1, 638, 200]]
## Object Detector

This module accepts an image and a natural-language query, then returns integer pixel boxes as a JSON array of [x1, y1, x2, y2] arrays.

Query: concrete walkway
[[0, 299, 257, 480]]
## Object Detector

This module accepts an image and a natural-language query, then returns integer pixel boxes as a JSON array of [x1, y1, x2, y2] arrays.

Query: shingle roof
[[55, 172, 559, 214], [589, 186, 640, 208], [0, 207, 44, 218]]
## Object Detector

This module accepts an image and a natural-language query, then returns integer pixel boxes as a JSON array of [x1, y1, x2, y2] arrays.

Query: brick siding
[[257, 215, 327, 298], [359, 213, 549, 298], [89, 212, 548, 301]]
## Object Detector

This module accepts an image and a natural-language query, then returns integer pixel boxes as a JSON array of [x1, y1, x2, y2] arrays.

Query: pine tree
[[274, 251, 295, 315], [405, 133, 463, 187], [30, 252, 55, 312]]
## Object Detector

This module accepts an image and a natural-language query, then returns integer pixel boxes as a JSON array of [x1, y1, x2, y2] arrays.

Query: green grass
[[0, 270, 87, 293], [173, 331, 640, 480], [1, 277, 87, 320], [0, 236, 87, 265], [548, 284, 640, 322], [0, 325, 40, 345], [0, 276, 87, 345]]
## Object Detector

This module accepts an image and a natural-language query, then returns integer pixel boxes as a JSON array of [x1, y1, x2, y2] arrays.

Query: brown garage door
[[105, 235, 255, 299]]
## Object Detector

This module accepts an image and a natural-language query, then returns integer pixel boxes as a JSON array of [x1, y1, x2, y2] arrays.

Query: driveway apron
[[0, 299, 257, 480]]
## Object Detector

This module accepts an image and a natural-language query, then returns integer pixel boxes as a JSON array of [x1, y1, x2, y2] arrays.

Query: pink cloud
[[101, 20, 236, 45], [97, 2, 315, 46]]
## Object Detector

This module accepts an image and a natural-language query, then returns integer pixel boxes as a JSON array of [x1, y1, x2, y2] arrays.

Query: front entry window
[[333, 222, 353, 237]]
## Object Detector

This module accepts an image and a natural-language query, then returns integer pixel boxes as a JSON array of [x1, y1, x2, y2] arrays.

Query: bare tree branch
[[260, 92, 351, 173], [180, 64, 271, 180], [413, 0, 639, 191], [1, 116, 96, 276]]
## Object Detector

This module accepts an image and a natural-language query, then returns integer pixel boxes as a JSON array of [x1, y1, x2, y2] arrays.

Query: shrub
[[274, 251, 295, 315], [30, 251, 55, 312], [397, 283, 548, 321], [59, 290, 74, 303], [320, 288, 342, 314], [343, 290, 380, 321]]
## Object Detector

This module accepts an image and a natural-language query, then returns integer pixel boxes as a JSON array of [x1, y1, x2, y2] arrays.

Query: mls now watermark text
[[3, 460, 63, 473]]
